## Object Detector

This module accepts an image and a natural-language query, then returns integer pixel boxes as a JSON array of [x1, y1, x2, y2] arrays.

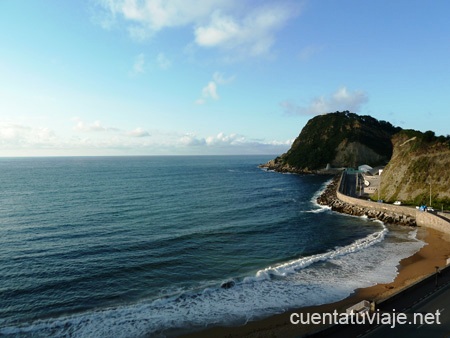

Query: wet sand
[[180, 226, 450, 338]]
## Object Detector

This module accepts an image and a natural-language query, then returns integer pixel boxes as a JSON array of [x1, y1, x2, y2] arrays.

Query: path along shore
[[316, 175, 416, 226], [181, 175, 450, 338]]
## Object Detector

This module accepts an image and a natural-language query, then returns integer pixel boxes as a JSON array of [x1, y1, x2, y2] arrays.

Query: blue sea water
[[0, 156, 424, 337]]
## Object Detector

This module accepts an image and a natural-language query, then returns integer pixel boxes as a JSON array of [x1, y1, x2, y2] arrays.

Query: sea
[[0, 156, 425, 337]]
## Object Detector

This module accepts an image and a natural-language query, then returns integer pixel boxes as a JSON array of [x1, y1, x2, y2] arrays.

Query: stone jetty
[[317, 175, 416, 226]]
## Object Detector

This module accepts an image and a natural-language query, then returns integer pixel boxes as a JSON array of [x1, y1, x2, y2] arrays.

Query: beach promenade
[[338, 171, 450, 235], [311, 171, 450, 337], [312, 261, 450, 337], [364, 282, 450, 337], [184, 175, 450, 338]]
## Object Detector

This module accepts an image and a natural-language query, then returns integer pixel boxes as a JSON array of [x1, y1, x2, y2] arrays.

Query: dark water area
[[0, 156, 423, 337]]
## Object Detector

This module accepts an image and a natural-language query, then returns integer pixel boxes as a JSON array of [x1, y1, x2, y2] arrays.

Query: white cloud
[[180, 133, 207, 146], [95, 0, 300, 58], [298, 45, 323, 61], [0, 123, 58, 148], [194, 98, 206, 105], [122, 0, 227, 31], [266, 139, 294, 147], [205, 132, 245, 146], [212, 71, 235, 85], [281, 86, 369, 116], [72, 118, 120, 132], [196, 80, 218, 105], [194, 5, 297, 58], [203, 82, 219, 100], [194, 12, 239, 47], [178, 132, 292, 154], [95, 0, 230, 38], [131, 53, 146, 74], [195, 72, 234, 104], [156, 52, 171, 70], [0, 121, 290, 155], [127, 127, 150, 137]]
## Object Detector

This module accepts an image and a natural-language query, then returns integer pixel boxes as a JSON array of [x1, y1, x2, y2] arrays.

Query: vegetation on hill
[[379, 129, 450, 209], [262, 111, 449, 210], [267, 111, 400, 171]]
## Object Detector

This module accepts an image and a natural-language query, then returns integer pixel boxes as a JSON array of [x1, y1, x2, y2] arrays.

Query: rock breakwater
[[259, 159, 343, 175], [317, 175, 416, 226]]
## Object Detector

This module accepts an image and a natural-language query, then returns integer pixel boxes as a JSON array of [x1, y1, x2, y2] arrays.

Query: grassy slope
[[379, 130, 450, 209]]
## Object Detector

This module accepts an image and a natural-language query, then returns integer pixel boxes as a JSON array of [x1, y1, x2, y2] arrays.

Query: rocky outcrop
[[260, 158, 317, 174], [262, 111, 400, 173], [332, 140, 385, 168], [317, 175, 416, 226]]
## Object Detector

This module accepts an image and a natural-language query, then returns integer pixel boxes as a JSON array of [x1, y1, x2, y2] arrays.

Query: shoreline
[[181, 227, 450, 338], [180, 177, 450, 338]]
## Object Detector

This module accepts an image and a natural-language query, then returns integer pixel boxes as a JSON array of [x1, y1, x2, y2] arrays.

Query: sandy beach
[[181, 226, 450, 338]]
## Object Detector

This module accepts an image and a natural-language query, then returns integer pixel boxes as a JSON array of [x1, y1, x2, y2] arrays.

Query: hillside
[[379, 130, 450, 209], [262, 111, 400, 173]]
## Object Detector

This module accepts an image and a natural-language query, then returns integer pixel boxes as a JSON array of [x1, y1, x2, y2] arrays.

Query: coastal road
[[340, 171, 364, 198], [362, 283, 450, 337], [312, 265, 450, 337], [340, 172, 357, 197]]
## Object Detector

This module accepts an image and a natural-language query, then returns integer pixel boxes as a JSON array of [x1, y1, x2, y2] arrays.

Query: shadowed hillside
[[262, 111, 400, 173]]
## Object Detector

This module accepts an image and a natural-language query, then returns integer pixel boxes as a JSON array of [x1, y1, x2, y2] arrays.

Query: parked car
[[393, 201, 402, 205]]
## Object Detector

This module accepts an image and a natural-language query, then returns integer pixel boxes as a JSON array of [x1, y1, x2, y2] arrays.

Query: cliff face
[[263, 111, 400, 173], [379, 130, 450, 208]]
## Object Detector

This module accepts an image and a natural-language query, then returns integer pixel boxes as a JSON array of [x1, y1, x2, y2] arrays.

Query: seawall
[[416, 211, 450, 235], [318, 173, 450, 234], [317, 175, 415, 226]]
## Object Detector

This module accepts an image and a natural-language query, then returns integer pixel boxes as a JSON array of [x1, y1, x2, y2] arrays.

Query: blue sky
[[1, 0, 449, 156]]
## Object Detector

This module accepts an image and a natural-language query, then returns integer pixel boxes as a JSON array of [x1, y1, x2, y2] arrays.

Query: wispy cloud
[[281, 87, 369, 116], [179, 132, 292, 154], [0, 123, 55, 144], [0, 120, 154, 154], [298, 45, 324, 61], [195, 72, 234, 105], [94, 1, 301, 59], [156, 52, 171, 70], [0, 120, 290, 155], [127, 127, 150, 137], [194, 4, 298, 58], [212, 71, 235, 85], [72, 118, 120, 132], [130, 53, 146, 75], [180, 133, 207, 146]]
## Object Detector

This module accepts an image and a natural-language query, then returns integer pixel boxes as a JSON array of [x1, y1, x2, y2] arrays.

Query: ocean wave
[[1, 166, 426, 338], [310, 178, 333, 204], [303, 205, 331, 213], [1, 224, 425, 338], [302, 178, 333, 214], [245, 224, 387, 282]]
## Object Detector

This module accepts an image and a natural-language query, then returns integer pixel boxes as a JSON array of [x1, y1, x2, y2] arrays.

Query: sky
[[1, 0, 449, 156]]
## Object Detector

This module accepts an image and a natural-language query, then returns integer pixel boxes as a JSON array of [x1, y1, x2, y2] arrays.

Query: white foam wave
[[303, 178, 333, 214], [1, 226, 425, 338], [303, 205, 331, 213], [310, 178, 333, 204], [247, 224, 387, 282], [408, 228, 419, 240]]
